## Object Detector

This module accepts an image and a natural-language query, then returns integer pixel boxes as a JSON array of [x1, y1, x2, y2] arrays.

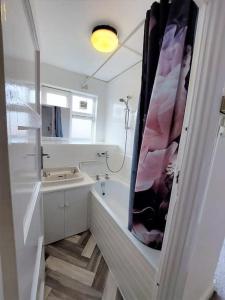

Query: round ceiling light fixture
[[91, 25, 119, 53]]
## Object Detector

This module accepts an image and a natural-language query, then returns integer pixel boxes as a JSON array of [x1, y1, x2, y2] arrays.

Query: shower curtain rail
[[81, 18, 145, 88]]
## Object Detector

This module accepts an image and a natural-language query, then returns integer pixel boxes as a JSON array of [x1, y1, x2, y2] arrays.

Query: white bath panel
[[90, 193, 160, 300]]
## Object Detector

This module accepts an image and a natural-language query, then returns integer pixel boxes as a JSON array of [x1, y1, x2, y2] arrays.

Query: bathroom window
[[46, 92, 67, 108], [71, 117, 93, 141], [41, 86, 97, 142], [71, 94, 96, 142], [72, 95, 94, 114], [42, 86, 70, 108]]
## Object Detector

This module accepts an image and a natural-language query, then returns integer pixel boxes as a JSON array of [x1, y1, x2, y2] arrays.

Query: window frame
[[41, 85, 97, 143], [41, 86, 70, 108], [70, 91, 97, 143]]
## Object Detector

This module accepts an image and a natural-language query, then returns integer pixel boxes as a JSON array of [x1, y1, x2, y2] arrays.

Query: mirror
[[41, 105, 70, 138]]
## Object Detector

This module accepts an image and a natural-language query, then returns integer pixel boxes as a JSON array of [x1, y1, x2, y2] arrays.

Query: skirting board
[[200, 284, 214, 300], [23, 182, 41, 243], [31, 236, 44, 300]]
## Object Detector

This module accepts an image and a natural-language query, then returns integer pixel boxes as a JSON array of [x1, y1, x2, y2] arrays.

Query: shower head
[[118, 96, 131, 130], [119, 98, 129, 110], [119, 96, 131, 111], [119, 96, 131, 104]]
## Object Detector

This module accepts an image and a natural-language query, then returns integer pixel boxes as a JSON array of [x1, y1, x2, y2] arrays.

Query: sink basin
[[42, 167, 83, 186]]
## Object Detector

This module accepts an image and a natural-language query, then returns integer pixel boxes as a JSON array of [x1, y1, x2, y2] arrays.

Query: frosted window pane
[[29, 89, 35, 103], [71, 117, 92, 140], [72, 95, 93, 114], [46, 93, 67, 108]]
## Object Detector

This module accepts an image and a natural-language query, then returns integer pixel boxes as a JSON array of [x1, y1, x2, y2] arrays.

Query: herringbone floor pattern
[[44, 231, 123, 300]]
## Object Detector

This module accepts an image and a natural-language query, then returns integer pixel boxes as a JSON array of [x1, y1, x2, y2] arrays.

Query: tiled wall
[[42, 142, 132, 182], [104, 62, 141, 156], [104, 62, 142, 180], [42, 63, 142, 182]]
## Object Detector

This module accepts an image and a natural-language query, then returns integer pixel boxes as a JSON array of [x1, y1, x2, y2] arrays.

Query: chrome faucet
[[95, 174, 110, 181], [41, 146, 50, 169], [42, 170, 50, 177]]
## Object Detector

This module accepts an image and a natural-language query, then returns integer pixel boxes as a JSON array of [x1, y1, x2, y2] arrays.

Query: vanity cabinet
[[43, 186, 90, 244], [44, 191, 65, 244], [64, 188, 88, 237]]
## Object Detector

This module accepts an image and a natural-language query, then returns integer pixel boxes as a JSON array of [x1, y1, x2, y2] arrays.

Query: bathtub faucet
[[97, 151, 110, 159], [95, 174, 110, 181]]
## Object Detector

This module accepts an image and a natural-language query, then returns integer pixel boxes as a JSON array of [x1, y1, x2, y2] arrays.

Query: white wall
[[4, 57, 107, 142], [104, 62, 142, 180], [42, 142, 119, 178], [5, 56, 142, 181], [42, 142, 134, 183], [41, 62, 142, 182], [41, 63, 107, 142]]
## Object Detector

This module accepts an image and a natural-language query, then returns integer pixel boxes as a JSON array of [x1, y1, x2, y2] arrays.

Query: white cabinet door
[[0, 0, 43, 298], [64, 187, 89, 237], [44, 191, 65, 244]]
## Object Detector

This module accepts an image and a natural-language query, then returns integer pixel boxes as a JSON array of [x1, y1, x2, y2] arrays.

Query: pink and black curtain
[[129, 0, 198, 250]]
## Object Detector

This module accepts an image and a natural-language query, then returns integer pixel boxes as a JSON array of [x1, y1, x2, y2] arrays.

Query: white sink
[[42, 167, 83, 186]]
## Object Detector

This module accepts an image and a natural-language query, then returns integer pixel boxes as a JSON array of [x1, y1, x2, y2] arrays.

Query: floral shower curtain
[[129, 0, 198, 250]]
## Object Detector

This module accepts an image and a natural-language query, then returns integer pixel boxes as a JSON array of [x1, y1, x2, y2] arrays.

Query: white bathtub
[[90, 178, 161, 300]]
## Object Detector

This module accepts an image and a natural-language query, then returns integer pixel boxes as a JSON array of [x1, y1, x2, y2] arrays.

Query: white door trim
[[0, 25, 19, 300], [155, 0, 225, 299]]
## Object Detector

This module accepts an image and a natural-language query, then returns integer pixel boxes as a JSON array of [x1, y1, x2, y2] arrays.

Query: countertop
[[41, 172, 95, 193]]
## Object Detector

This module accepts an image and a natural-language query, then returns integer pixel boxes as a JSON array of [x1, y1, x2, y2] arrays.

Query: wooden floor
[[45, 231, 124, 300]]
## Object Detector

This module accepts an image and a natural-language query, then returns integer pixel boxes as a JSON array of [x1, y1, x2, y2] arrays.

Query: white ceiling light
[[91, 25, 119, 53]]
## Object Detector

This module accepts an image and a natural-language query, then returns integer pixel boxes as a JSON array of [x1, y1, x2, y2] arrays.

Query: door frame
[[155, 0, 225, 299]]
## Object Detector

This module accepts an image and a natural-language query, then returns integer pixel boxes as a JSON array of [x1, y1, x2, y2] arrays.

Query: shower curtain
[[129, 0, 198, 250], [55, 106, 63, 137]]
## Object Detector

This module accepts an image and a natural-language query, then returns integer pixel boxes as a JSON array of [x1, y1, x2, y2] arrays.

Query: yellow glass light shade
[[91, 27, 119, 53]]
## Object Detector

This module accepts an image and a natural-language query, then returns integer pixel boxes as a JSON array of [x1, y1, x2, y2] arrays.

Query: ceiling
[[2, 0, 36, 62], [33, 0, 153, 82]]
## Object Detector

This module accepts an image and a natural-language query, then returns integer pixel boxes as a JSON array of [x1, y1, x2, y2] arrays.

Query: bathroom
[[1, 0, 225, 300]]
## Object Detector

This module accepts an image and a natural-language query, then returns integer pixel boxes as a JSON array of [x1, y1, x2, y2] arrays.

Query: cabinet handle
[[58, 204, 65, 208]]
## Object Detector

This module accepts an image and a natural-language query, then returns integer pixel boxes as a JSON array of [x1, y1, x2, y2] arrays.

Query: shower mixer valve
[[97, 151, 110, 158], [95, 174, 110, 181], [96, 152, 107, 157]]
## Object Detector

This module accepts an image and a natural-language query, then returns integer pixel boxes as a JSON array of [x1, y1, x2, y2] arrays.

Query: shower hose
[[105, 107, 129, 173]]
